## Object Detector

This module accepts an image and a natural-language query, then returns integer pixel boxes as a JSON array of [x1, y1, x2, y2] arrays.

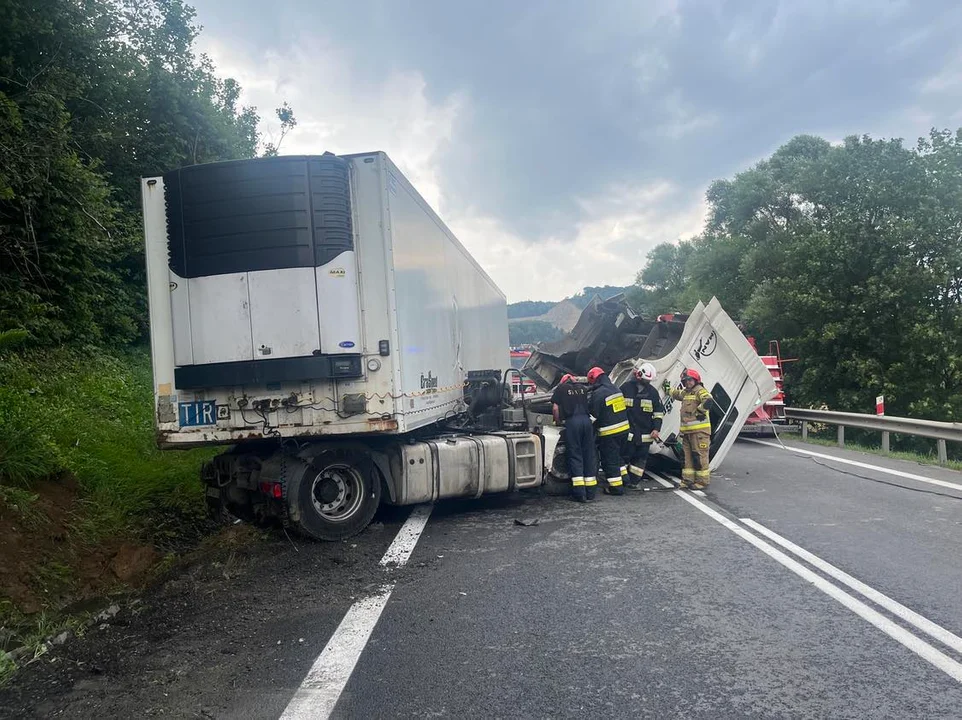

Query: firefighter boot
[[585, 477, 598, 502], [604, 478, 625, 496], [693, 470, 710, 490], [570, 477, 588, 503]]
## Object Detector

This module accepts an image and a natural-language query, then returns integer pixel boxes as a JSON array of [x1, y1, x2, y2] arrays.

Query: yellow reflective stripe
[[571, 476, 586, 487], [606, 393, 626, 413], [653, 413, 664, 419], [628, 465, 645, 477], [598, 421, 630, 436], [681, 468, 695, 479], [623, 398, 635, 407], [620, 467, 628, 476], [639, 400, 653, 411], [640, 434, 652, 442], [608, 478, 624, 487], [585, 478, 598, 487], [695, 469, 710, 478], [681, 422, 711, 432]]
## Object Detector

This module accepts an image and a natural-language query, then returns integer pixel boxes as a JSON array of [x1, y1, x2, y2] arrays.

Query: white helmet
[[634, 362, 657, 382]]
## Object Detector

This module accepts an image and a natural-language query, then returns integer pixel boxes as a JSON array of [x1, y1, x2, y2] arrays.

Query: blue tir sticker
[[338, 341, 356, 348], [179, 400, 217, 427]]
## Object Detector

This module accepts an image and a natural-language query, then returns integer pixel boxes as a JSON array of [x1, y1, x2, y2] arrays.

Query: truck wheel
[[295, 450, 382, 541]]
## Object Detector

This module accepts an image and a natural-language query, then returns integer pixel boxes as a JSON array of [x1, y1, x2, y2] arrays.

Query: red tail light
[[259, 481, 283, 498]]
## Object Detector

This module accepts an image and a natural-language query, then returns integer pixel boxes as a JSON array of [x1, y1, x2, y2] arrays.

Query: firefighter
[[664, 368, 713, 489], [586, 366, 629, 496], [551, 374, 597, 502], [620, 361, 665, 488]]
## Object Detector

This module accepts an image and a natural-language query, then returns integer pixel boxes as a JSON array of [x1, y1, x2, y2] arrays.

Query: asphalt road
[[3, 437, 962, 719]]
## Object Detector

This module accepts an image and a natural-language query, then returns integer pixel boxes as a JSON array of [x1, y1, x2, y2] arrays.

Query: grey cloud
[[194, 0, 962, 242]]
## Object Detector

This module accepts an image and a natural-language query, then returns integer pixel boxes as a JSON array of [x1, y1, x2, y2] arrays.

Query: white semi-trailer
[[143, 151, 544, 540], [143, 150, 776, 541]]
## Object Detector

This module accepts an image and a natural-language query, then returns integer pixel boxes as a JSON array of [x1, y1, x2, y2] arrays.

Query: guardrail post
[[938, 439, 948, 465], [882, 431, 890, 454], [837, 425, 845, 448], [801, 421, 808, 441]]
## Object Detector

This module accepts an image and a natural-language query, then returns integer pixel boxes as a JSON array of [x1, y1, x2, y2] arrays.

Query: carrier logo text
[[690, 330, 717, 361]]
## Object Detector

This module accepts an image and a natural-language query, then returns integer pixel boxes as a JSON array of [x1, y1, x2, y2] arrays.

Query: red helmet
[[560, 373, 574, 384], [586, 367, 606, 384], [682, 368, 701, 383]]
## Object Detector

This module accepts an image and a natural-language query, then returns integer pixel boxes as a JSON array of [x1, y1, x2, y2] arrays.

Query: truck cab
[[525, 296, 778, 479]]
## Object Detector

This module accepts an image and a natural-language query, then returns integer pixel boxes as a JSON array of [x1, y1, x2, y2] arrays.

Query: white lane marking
[[281, 586, 393, 720], [281, 505, 433, 720], [747, 439, 962, 492], [693, 490, 706, 497], [646, 472, 962, 683], [741, 518, 962, 657], [380, 504, 433, 566]]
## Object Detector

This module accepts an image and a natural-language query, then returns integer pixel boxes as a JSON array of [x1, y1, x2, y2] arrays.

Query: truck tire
[[294, 449, 382, 541]]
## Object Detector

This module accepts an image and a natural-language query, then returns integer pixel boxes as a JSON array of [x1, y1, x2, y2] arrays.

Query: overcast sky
[[194, 0, 962, 302]]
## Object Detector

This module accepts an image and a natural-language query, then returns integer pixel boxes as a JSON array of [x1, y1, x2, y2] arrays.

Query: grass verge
[[0, 346, 216, 539], [0, 346, 218, 683], [788, 434, 962, 473]]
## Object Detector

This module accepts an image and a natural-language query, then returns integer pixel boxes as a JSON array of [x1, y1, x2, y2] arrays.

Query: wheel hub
[[316, 477, 342, 505], [310, 464, 364, 522]]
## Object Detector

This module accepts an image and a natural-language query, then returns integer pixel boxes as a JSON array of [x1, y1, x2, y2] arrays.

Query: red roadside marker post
[[877, 395, 889, 453]]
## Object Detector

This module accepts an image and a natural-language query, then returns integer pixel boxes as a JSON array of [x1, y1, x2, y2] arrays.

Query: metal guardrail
[[785, 407, 962, 464]]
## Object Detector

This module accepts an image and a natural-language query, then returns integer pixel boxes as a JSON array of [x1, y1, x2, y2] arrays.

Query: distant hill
[[507, 300, 555, 319], [537, 299, 583, 333], [508, 320, 564, 345], [567, 286, 632, 309], [506, 286, 631, 346]]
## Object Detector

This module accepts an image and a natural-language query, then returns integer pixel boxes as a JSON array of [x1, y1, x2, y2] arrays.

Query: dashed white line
[[741, 518, 962, 657], [646, 471, 962, 684], [280, 586, 394, 720], [280, 504, 433, 720], [746, 439, 962, 492], [380, 504, 433, 567]]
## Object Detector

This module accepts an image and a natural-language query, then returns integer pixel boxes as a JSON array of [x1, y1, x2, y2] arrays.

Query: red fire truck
[[509, 348, 538, 399], [740, 338, 795, 436]]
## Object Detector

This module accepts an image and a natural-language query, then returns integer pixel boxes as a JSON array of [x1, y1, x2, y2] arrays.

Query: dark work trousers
[[622, 439, 652, 485], [564, 414, 598, 498], [598, 432, 627, 492]]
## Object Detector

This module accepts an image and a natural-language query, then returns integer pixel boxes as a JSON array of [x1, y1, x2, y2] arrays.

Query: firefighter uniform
[[589, 374, 629, 495], [620, 377, 665, 486], [551, 380, 597, 501], [666, 379, 713, 488]]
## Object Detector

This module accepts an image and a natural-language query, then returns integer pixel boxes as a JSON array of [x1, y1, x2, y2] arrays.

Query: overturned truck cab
[[523, 296, 778, 479]]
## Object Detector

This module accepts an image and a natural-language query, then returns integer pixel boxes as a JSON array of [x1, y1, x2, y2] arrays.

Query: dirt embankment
[[0, 474, 199, 673], [1, 476, 160, 612]]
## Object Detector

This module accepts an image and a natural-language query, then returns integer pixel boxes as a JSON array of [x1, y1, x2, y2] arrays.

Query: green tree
[[631, 130, 962, 420], [0, 0, 279, 348], [263, 102, 298, 157]]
